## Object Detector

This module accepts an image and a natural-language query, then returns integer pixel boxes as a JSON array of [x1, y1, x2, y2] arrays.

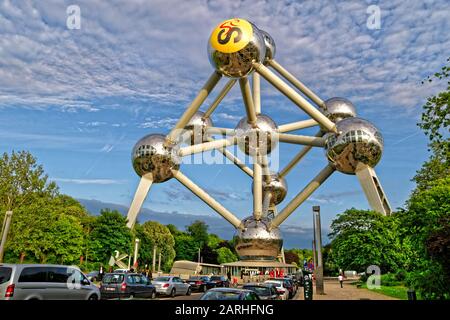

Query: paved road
[[294, 280, 397, 300]]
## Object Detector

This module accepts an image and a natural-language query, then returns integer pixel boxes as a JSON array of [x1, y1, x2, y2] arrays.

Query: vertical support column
[[253, 72, 261, 115], [253, 159, 263, 220], [133, 238, 140, 268], [313, 206, 324, 295], [158, 251, 162, 273], [0, 211, 13, 263], [152, 245, 157, 274]]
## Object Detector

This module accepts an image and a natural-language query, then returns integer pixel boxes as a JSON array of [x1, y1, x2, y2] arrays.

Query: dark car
[[210, 275, 230, 287], [200, 288, 260, 300], [242, 283, 279, 300], [187, 276, 216, 292], [268, 277, 295, 298], [100, 273, 156, 300]]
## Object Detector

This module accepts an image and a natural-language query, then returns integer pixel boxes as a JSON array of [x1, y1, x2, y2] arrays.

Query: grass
[[354, 282, 421, 300]]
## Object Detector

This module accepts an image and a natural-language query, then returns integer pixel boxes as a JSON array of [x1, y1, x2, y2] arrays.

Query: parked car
[[264, 280, 289, 300], [114, 269, 129, 273], [209, 275, 230, 287], [242, 283, 279, 300], [100, 273, 156, 300], [0, 264, 100, 300], [152, 276, 191, 297], [86, 271, 100, 282], [268, 277, 295, 298], [187, 276, 216, 292], [200, 288, 260, 300]]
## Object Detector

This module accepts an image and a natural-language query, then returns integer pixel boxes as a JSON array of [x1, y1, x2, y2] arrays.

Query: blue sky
[[0, 0, 449, 242]]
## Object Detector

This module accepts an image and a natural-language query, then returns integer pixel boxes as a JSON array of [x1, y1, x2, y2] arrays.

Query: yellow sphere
[[208, 18, 265, 78]]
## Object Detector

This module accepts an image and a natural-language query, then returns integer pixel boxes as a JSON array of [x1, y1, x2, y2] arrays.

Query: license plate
[[106, 288, 115, 291]]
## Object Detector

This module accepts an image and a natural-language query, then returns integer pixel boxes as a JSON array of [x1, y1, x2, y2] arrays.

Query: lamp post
[[313, 206, 324, 294]]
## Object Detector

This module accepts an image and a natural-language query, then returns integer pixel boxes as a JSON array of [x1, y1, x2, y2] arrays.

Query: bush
[[380, 273, 402, 287]]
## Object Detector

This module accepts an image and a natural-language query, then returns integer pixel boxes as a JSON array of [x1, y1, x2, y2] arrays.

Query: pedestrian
[[227, 270, 231, 281], [99, 265, 104, 282], [338, 273, 344, 288]]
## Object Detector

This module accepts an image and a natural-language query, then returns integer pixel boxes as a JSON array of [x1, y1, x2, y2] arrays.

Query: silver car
[[152, 276, 191, 297], [0, 264, 100, 300]]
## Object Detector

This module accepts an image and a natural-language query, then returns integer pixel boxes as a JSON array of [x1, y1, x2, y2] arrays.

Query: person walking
[[338, 273, 344, 288]]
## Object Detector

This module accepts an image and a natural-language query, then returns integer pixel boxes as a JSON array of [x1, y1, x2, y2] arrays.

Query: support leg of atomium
[[126, 173, 153, 229]]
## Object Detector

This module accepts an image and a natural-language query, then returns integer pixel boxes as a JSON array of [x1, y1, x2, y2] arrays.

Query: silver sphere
[[234, 216, 283, 261], [208, 18, 266, 78], [235, 114, 278, 156], [262, 173, 287, 205], [184, 111, 213, 145], [132, 134, 180, 183], [323, 97, 357, 122], [259, 29, 276, 64], [325, 117, 384, 174]]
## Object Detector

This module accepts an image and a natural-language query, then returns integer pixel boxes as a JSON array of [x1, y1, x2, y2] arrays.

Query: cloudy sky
[[0, 0, 448, 243]]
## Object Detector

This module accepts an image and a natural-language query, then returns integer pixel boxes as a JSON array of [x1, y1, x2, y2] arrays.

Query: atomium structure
[[125, 18, 391, 262]]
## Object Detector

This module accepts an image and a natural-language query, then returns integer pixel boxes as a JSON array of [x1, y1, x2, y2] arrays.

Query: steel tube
[[205, 127, 236, 136], [203, 79, 237, 118], [253, 72, 261, 115], [269, 164, 335, 229], [178, 136, 237, 157], [239, 77, 257, 125], [269, 59, 325, 109], [253, 62, 337, 133], [279, 130, 325, 178], [276, 133, 326, 147], [253, 160, 263, 220], [126, 173, 153, 229], [166, 71, 222, 144], [278, 119, 319, 133], [171, 170, 243, 229]]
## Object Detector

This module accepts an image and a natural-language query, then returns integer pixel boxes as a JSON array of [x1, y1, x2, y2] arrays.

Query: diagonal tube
[[268, 59, 325, 109], [203, 79, 237, 119], [178, 136, 237, 157], [166, 71, 222, 145], [171, 169, 243, 229], [126, 173, 154, 229], [253, 62, 337, 133], [269, 164, 335, 230], [276, 133, 326, 147], [239, 77, 257, 125], [279, 130, 325, 178], [278, 119, 319, 133]]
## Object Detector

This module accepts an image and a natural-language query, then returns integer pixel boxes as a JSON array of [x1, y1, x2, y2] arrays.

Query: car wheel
[[186, 287, 191, 296], [88, 294, 98, 301], [151, 290, 156, 299], [170, 288, 176, 298]]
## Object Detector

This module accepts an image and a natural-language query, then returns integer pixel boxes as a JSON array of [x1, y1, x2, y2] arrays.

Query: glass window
[[126, 275, 136, 284], [154, 276, 170, 282], [19, 267, 48, 282], [102, 274, 124, 284], [0, 267, 12, 284], [244, 292, 259, 300], [47, 267, 69, 283]]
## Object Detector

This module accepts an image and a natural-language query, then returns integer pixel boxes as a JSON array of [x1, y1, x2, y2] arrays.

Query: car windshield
[[0, 267, 12, 284], [189, 276, 209, 281], [210, 276, 223, 281], [265, 281, 282, 288], [243, 286, 270, 296], [102, 274, 124, 284], [154, 277, 171, 282], [201, 291, 242, 300]]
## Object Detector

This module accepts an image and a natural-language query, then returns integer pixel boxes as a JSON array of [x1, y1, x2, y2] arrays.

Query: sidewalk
[[295, 280, 398, 300]]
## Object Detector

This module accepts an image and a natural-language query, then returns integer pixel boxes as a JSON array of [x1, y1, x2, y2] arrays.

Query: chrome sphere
[[263, 173, 287, 205], [323, 97, 357, 122], [259, 29, 276, 64], [234, 216, 283, 261], [208, 18, 266, 78], [235, 114, 278, 156], [132, 134, 180, 182], [184, 111, 213, 145], [325, 117, 384, 174]]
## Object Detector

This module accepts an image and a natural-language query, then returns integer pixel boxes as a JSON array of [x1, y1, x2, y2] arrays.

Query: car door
[[140, 275, 153, 298], [125, 275, 137, 297]]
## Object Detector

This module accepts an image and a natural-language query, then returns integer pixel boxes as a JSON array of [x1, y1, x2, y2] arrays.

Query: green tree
[[216, 247, 238, 264], [186, 220, 209, 249], [328, 209, 404, 273], [400, 177, 450, 299], [173, 233, 198, 261], [0, 151, 58, 212], [137, 221, 175, 272], [89, 209, 132, 265]]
